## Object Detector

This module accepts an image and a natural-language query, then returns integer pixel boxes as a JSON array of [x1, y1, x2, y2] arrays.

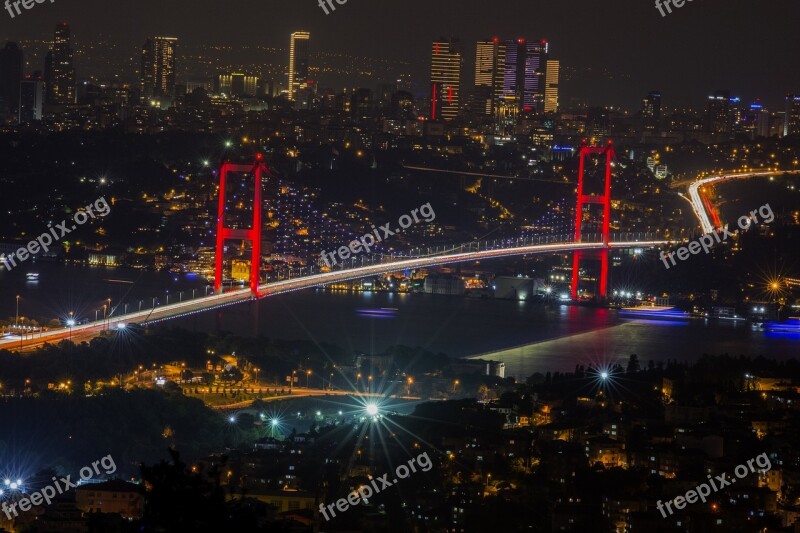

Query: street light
[[306, 370, 312, 388], [66, 317, 75, 342], [15, 295, 20, 330]]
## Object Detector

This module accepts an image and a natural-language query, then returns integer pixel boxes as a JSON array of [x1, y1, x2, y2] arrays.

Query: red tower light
[[571, 140, 615, 300], [214, 156, 269, 298]]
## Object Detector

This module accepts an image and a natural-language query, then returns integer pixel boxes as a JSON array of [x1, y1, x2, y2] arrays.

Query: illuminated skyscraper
[[784, 94, 800, 137], [47, 23, 75, 105], [706, 90, 731, 134], [19, 72, 45, 123], [0, 41, 23, 119], [140, 37, 177, 101], [501, 39, 548, 112], [288, 32, 310, 102], [430, 38, 462, 121], [641, 91, 662, 131], [474, 39, 504, 116], [544, 59, 560, 113]]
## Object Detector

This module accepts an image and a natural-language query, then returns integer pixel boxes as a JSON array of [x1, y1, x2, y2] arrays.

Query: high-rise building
[[474, 39, 504, 116], [641, 91, 662, 131], [218, 73, 259, 97], [47, 23, 75, 105], [140, 37, 177, 101], [501, 39, 548, 112], [706, 90, 731, 134], [784, 94, 800, 137], [544, 59, 560, 113], [430, 38, 462, 121], [0, 41, 23, 119], [19, 72, 45, 123], [288, 32, 310, 102]]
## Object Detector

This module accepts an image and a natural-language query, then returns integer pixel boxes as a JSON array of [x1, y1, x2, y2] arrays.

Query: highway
[[687, 170, 800, 234]]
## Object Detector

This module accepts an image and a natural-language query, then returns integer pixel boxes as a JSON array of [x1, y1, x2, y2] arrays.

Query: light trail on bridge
[[0, 239, 667, 351]]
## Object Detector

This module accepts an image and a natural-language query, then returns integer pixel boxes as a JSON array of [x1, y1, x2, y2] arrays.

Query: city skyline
[[0, 0, 798, 108]]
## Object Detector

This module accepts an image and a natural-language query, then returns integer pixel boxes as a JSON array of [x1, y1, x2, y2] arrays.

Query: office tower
[[748, 103, 771, 138], [784, 94, 800, 137], [474, 39, 504, 116], [218, 73, 259, 97], [641, 91, 662, 131], [19, 72, 45, 123], [0, 41, 23, 119], [706, 90, 731, 134], [140, 37, 177, 100], [501, 39, 548, 112], [430, 38, 462, 121], [544, 59, 560, 113], [288, 32, 310, 102], [44, 23, 76, 105]]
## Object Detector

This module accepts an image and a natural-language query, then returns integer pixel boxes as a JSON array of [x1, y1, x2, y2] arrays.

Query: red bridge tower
[[571, 140, 615, 300], [214, 155, 269, 297]]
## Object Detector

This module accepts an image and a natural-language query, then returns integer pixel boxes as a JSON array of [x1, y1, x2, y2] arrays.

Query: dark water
[[2, 263, 798, 378]]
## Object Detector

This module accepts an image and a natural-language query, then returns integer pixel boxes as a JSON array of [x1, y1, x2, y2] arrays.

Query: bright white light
[[338, 411, 343, 415], [117, 323, 127, 330], [66, 319, 76, 327], [9, 482, 17, 490], [3, 479, 9, 486], [316, 411, 322, 417], [271, 419, 279, 426], [366, 403, 379, 416], [229, 416, 235, 423], [600, 372, 609, 380]]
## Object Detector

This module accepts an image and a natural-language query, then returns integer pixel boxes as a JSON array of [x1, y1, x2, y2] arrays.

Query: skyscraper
[[288, 32, 310, 102], [0, 41, 23, 120], [501, 39, 548, 112], [784, 94, 800, 137], [140, 37, 177, 101], [544, 59, 560, 113], [19, 72, 45, 123], [47, 23, 75, 105], [474, 39, 504, 116], [430, 38, 462, 121], [641, 91, 662, 131], [706, 90, 731, 134]]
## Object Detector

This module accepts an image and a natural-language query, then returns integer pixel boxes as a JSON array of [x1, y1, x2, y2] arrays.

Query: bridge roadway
[[0, 239, 668, 352]]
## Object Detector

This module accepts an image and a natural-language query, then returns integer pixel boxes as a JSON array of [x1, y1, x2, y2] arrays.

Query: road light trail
[[687, 170, 800, 234]]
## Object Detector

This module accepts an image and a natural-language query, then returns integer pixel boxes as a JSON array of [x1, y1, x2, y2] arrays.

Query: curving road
[[687, 170, 800, 234]]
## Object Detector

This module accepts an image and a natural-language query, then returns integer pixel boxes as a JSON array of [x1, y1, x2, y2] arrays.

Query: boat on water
[[618, 306, 691, 321], [26, 272, 39, 281], [763, 318, 800, 334]]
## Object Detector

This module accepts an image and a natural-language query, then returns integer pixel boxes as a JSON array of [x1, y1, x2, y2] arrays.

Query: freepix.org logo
[[1, 197, 111, 272], [4, 0, 56, 20]]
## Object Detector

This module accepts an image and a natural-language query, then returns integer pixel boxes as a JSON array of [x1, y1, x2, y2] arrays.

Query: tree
[[627, 354, 640, 374]]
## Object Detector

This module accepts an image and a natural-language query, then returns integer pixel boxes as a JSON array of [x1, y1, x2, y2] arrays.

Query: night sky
[[1, 0, 799, 108]]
